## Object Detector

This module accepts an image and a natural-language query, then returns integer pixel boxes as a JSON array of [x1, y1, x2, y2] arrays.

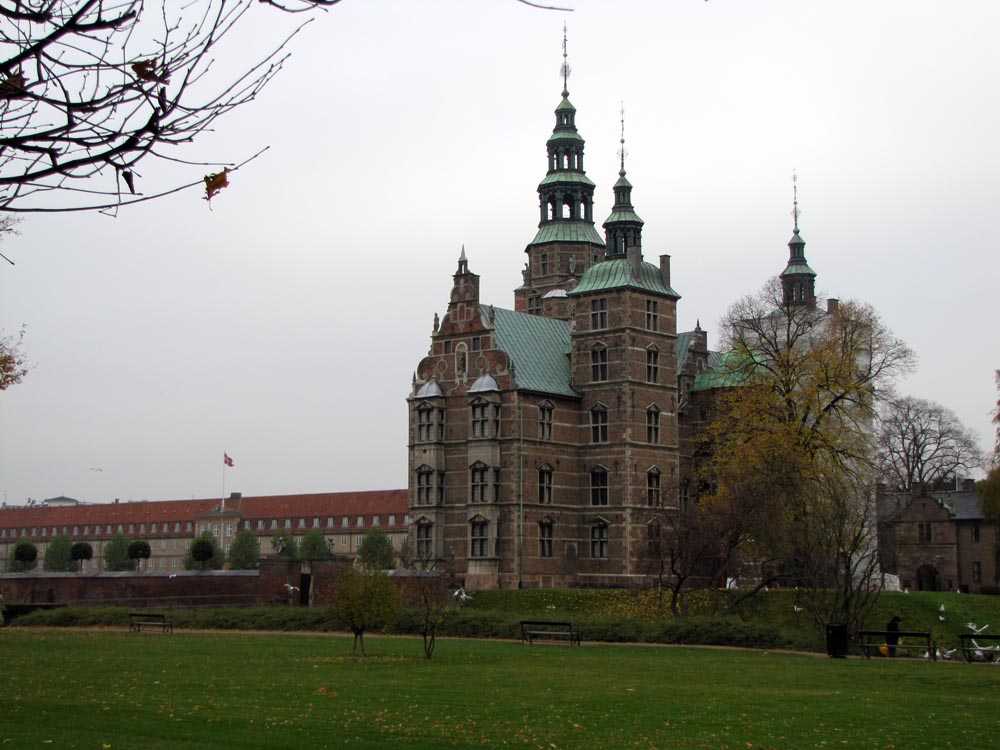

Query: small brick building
[[877, 482, 997, 594]]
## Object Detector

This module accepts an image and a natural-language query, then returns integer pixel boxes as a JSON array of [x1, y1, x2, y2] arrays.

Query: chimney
[[627, 244, 642, 280], [827, 298, 839, 315], [659, 254, 671, 289], [229, 492, 242, 502]]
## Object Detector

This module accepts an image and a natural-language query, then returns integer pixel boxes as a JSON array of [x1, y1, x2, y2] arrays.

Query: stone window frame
[[590, 466, 609, 506], [538, 465, 553, 504], [470, 517, 489, 558], [646, 345, 660, 383], [646, 405, 660, 444], [470, 462, 490, 503], [590, 345, 608, 382], [538, 518, 554, 558], [646, 467, 661, 506], [591, 404, 609, 443], [590, 297, 608, 330], [538, 401, 554, 440], [590, 521, 609, 558]]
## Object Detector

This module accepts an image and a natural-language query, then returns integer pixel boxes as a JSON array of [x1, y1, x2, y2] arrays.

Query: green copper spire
[[528, 24, 602, 248], [602, 102, 644, 258]]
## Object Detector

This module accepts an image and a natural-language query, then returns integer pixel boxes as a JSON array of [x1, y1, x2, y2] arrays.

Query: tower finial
[[791, 170, 800, 233], [618, 101, 627, 175], [560, 23, 571, 94]]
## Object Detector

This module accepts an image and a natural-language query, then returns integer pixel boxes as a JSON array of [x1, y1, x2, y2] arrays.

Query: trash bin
[[826, 623, 848, 658]]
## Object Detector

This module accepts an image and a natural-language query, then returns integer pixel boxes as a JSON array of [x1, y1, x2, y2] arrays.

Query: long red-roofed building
[[0, 490, 409, 572]]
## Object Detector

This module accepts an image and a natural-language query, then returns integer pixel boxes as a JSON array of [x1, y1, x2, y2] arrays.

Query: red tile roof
[[0, 490, 408, 538]]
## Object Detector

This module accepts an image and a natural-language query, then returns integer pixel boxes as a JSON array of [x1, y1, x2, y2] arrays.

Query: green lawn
[[3, 631, 999, 749]]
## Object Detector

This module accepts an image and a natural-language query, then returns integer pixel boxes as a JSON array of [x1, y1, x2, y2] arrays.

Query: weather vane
[[560, 22, 571, 92], [791, 170, 801, 232], [618, 102, 628, 172]]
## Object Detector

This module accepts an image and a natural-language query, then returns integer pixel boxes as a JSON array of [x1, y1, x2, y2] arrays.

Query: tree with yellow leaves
[[699, 278, 914, 634]]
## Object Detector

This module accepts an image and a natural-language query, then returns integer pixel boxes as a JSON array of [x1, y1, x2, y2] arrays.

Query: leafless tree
[[0, 0, 568, 214], [877, 396, 985, 491], [0, 0, 342, 214]]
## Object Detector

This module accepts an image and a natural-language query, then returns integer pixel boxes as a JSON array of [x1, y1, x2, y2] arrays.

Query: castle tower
[[780, 174, 817, 308], [514, 26, 605, 318]]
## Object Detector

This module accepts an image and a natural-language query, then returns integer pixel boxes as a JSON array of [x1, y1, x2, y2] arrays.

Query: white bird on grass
[[939, 604, 946, 613], [283, 583, 300, 592], [793, 605, 804, 613], [967, 622, 989, 635], [453, 587, 472, 603]]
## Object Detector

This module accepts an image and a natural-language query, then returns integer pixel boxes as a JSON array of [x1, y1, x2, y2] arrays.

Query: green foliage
[[102, 534, 136, 571], [356, 526, 396, 571], [327, 566, 402, 657], [185, 531, 223, 571], [298, 528, 330, 559], [270, 528, 298, 559], [45, 536, 79, 572], [43, 535, 77, 572], [9, 540, 38, 572], [70, 541, 93, 567], [127, 540, 151, 561], [226, 529, 260, 570]]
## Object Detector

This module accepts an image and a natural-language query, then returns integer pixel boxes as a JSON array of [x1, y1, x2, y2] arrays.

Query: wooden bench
[[129, 612, 172, 634], [859, 630, 934, 660], [959, 633, 1000, 662], [520, 620, 580, 646]]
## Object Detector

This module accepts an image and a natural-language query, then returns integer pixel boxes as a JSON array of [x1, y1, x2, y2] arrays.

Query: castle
[[403, 53, 780, 589]]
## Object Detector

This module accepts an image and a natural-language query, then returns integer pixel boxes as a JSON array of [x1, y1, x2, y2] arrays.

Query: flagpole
[[221, 453, 227, 512]]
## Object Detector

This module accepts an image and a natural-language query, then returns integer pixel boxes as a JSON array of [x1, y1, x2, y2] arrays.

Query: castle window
[[646, 406, 660, 444], [538, 402, 553, 440], [591, 406, 608, 443], [590, 523, 609, 558], [973, 561, 982, 583], [470, 520, 489, 558], [972, 522, 981, 543], [591, 347, 608, 382], [416, 523, 433, 559], [470, 463, 489, 503], [647, 520, 662, 554], [417, 405, 436, 441], [538, 467, 553, 504], [416, 466, 434, 505], [646, 300, 659, 331], [437, 471, 446, 504], [591, 468, 609, 506], [646, 347, 659, 383], [647, 469, 661, 506], [471, 399, 490, 438], [591, 298, 607, 329], [539, 520, 553, 557], [918, 522, 932, 543], [528, 294, 542, 316], [540, 253, 549, 276]]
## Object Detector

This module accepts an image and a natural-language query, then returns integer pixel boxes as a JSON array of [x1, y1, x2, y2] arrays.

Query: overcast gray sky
[[1, 0, 997, 505]]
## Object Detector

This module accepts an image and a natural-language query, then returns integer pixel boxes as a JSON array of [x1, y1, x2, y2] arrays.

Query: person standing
[[886, 616, 902, 657]]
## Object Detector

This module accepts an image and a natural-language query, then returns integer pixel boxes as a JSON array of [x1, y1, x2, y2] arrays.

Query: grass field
[[2, 630, 998, 749]]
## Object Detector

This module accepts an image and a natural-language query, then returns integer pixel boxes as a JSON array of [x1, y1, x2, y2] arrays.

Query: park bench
[[520, 620, 580, 646], [129, 612, 173, 634], [859, 629, 934, 660], [959, 633, 1000, 662]]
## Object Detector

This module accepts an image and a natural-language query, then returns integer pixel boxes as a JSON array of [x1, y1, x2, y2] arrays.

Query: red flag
[[224, 453, 234, 467]]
